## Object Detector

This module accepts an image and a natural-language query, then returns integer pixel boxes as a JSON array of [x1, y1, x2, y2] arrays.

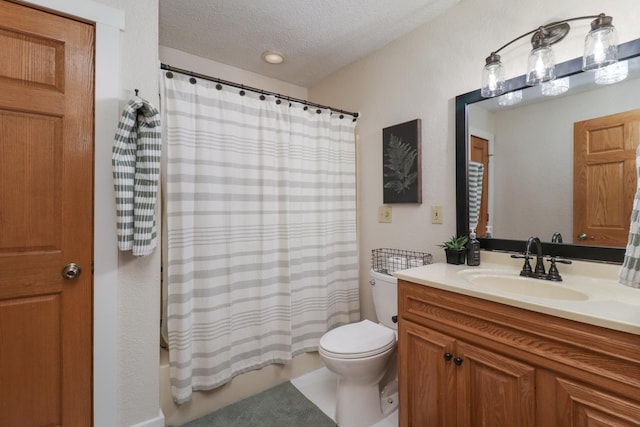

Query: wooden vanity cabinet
[[398, 279, 640, 427]]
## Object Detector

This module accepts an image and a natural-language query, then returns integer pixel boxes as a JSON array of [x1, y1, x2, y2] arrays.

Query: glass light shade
[[541, 77, 570, 96], [594, 60, 628, 85], [526, 46, 555, 86], [498, 90, 522, 106], [481, 61, 505, 97], [583, 26, 618, 70]]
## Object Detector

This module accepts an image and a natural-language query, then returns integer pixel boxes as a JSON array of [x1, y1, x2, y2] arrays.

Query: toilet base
[[335, 377, 385, 427], [380, 378, 399, 416]]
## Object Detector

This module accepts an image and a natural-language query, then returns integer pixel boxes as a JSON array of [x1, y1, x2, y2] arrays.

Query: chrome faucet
[[551, 232, 563, 243]]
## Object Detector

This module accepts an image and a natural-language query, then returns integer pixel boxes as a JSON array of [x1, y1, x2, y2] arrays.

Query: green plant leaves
[[438, 235, 469, 250]]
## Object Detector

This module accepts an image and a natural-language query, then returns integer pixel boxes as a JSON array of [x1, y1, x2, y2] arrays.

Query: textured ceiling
[[159, 0, 460, 87]]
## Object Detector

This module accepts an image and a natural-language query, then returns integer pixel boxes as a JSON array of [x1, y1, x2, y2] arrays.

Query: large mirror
[[456, 38, 640, 263]]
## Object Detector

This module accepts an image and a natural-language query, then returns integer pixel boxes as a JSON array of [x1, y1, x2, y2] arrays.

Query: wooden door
[[0, 2, 94, 426], [574, 110, 640, 247], [398, 321, 456, 427], [455, 341, 536, 427], [470, 135, 489, 237]]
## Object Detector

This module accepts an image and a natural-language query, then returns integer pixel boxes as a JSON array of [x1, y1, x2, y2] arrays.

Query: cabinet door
[[399, 320, 457, 427], [556, 378, 640, 426], [456, 341, 536, 427]]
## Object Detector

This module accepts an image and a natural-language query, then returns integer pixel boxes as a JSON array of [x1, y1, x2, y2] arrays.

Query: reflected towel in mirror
[[468, 161, 484, 232]]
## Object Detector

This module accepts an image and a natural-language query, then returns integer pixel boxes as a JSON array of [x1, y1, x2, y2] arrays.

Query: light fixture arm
[[481, 13, 618, 98], [490, 14, 604, 57]]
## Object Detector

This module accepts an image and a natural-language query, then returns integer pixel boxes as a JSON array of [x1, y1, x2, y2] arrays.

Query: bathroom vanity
[[394, 253, 640, 427]]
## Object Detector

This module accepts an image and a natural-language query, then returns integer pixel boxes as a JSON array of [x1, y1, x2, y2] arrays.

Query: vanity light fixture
[[498, 90, 522, 106], [261, 50, 285, 64], [594, 60, 628, 85], [541, 76, 570, 96], [481, 13, 618, 97]]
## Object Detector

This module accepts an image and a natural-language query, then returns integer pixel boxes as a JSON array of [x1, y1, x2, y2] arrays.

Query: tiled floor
[[291, 367, 398, 427]]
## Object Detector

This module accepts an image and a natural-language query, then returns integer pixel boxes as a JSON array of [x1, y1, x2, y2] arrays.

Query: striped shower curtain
[[161, 71, 360, 404]]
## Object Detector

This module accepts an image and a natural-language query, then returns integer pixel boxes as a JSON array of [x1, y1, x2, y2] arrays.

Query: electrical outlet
[[378, 206, 392, 223], [431, 205, 443, 224]]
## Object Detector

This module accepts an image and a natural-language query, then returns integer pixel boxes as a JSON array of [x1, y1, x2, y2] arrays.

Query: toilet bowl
[[319, 270, 399, 427]]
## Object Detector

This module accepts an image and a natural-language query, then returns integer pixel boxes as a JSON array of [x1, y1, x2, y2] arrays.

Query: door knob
[[577, 233, 594, 241], [61, 263, 82, 280]]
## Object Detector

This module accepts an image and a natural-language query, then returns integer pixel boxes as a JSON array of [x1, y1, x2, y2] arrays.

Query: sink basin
[[460, 272, 589, 301]]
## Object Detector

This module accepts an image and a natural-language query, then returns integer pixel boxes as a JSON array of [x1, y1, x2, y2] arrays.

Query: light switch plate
[[431, 205, 443, 224], [378, 205, 392, 223]]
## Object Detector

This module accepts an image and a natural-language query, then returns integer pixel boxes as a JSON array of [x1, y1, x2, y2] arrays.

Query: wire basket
[[371, 248, 433, 276]]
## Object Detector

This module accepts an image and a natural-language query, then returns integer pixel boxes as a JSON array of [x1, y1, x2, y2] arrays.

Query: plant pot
[[445, 248, 466, 265]]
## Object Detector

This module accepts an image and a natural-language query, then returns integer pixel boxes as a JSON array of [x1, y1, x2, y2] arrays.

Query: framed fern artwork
[[382, 119, 422, 203]]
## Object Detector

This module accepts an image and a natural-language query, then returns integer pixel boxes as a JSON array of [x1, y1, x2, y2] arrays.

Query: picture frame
[[382, 119, 422, 204]]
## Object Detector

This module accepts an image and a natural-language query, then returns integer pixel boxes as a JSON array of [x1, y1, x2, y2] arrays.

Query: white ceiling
[[159, 0, 460, 87]]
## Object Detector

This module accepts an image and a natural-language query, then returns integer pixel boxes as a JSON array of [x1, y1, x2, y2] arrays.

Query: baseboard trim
[[130, 409, 165, 427]]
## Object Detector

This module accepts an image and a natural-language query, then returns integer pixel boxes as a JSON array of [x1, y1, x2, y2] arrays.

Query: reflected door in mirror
[[574, 109, 640, 247], [471, 135, 489, 237]]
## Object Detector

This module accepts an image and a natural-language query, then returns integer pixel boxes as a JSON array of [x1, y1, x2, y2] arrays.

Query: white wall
[[308, 0, 640, 321], [160, 46, 308, 100], [92, 2, 162, 425], [92, 1, 163, 426]]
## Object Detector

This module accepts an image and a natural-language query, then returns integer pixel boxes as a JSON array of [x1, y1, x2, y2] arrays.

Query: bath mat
[[173, 381, 338, 427]]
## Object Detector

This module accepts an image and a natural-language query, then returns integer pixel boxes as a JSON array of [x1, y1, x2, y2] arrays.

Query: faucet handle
[[547, 259, 561, 281], [546, 256, 572, 265], [511, 254, 534, 276], [511, 253, 534, 276], [545, 257, 572, 281]]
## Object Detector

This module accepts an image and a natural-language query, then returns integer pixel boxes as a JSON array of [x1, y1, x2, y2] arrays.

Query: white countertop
[[393, 251, 640, 335]]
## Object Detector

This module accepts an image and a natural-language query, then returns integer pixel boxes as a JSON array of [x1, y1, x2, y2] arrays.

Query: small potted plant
[[438, 235, 469, 265]]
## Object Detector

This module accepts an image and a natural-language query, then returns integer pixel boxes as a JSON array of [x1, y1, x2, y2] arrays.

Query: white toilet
[[319, 269, 398, 427]]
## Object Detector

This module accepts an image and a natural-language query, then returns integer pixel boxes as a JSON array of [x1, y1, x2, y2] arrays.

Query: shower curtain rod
[[160, 63, 359, 119]]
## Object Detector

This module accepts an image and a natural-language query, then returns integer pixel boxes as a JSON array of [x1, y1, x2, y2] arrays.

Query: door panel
[[0, 111, 62, 250], [0, 296, 62, 425], [574, 110, 640, 247], [398, 321, 456, 427], [556, 378, 640, 426], [0, 1, 94, 426], [456, 341, 536, 427]]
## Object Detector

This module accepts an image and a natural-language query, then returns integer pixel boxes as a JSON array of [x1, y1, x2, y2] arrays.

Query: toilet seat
[[319, 319, 396, 359]]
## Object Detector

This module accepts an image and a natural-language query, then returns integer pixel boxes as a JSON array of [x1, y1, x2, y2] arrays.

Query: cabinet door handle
[[443, 352, 453, 361], [454, 357, 463, 366]]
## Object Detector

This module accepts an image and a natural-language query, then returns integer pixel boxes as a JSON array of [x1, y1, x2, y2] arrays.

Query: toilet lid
[[319, 319, 396, 359]]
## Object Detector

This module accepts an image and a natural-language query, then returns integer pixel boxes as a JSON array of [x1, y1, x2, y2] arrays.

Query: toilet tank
[[369, 269, 398, 331]]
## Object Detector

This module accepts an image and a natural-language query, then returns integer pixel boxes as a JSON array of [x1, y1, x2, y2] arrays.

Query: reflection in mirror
[[456, 38, 640, 262], [469, 56, 640, 245]]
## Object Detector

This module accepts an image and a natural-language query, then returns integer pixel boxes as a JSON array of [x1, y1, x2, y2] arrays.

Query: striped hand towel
[[619, 145, 640, 288], [112, 96, 162, 256]]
